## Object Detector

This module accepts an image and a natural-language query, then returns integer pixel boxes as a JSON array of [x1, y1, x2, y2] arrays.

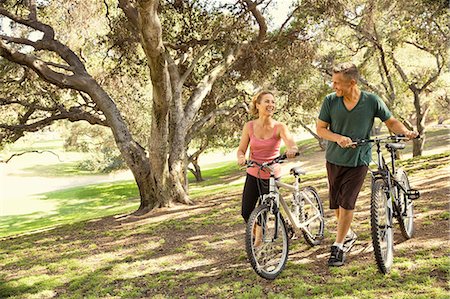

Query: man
[[316, 62, 418, 267]]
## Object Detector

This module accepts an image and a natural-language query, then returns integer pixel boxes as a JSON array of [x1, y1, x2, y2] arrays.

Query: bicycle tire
[[371, 178, 394, 274], [298, 186, 325, 246], [245, 204, 289, 280], [395, 169, 414, 239]]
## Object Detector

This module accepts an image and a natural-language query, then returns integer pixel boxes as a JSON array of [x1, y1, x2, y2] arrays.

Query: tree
[[0, 0, 299, 214], [302, 0, 449, 156]]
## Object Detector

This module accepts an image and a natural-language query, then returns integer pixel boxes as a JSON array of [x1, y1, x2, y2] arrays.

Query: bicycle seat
[[385, 143, 406, 150], [290, 166, 306, 176]]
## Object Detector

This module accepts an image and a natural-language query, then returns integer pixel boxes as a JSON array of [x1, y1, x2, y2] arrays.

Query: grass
[[0, 127, 449, 298], [0, 181, 140, 238]]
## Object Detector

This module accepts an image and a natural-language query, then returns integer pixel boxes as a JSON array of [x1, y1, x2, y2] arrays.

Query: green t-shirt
[[318, 91, 392, 167]]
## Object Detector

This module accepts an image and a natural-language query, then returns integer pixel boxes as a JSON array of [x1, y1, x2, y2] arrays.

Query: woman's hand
[[285, 148, 298, 159], [238, 155, 246, 166]]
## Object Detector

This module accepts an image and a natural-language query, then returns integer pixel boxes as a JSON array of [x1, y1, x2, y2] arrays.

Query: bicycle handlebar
[[350, 134, 420, 147], [246, 152, 300, 169]]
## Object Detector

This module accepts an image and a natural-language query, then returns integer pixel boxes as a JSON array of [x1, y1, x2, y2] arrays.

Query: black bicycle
[[245, 154, 325, 280], [351, 135, 420, 273]]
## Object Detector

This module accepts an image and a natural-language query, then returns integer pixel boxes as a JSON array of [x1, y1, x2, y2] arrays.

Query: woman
[[237, 90, 298, 224]]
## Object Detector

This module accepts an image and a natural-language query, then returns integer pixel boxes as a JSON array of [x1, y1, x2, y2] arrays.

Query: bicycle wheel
[[395, 169, 414, 239], [245, 204, 289, 280], [371, 178, 394, 274], [298, 186, 325, 246]]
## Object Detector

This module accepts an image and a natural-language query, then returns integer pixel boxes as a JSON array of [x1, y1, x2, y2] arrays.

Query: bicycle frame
[[252, 159, 323, 241], [368, 137, 411, 211], [354, 135, 419, 226]]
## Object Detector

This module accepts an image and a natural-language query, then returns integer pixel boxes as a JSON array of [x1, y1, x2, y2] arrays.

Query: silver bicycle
[[245, 154, 325, 280]]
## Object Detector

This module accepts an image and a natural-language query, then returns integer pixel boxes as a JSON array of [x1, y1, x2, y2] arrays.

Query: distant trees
[[301, 0, 449, 156]]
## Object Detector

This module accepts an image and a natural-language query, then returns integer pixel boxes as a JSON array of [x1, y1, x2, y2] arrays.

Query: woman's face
[[256, 93, 276, 117]]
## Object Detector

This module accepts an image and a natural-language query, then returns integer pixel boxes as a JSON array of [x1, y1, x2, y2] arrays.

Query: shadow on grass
[[2, 186, 447, 299], [1, 137, 449, 298]]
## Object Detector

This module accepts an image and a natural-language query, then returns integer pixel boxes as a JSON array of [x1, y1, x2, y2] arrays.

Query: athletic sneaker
[[328, 245, 345, 267]]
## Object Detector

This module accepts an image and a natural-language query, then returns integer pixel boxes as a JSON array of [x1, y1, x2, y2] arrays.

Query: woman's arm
[[237, 123, 250, 166], [279, 123, 298, 158]]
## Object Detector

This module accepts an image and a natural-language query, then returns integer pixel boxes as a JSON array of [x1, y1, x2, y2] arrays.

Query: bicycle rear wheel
[[395, 169, 414, 239], [245, 204, 289, 280], [299, 186, 325, 246], [371, 178, 394, 274]]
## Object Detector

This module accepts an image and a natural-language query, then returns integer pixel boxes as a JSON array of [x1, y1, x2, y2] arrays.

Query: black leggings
[[241, 174, 269, 223]]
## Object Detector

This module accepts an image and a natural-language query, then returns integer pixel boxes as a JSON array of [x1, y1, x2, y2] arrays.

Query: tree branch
[[241, 0, 267, 42], [0, 7, 54, 39], [278, 6, 300, 35], [419, 52, 444, 92], [118, 0, 139, 30], [187, 102, 247, 144], [0, 150, 61, 163], [0, 40, 85, 89], [183, 45, 242, 124]]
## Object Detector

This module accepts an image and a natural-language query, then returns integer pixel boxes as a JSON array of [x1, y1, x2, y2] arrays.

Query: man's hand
[[404, 130, 419, 140], [336, 135, 353, 148]]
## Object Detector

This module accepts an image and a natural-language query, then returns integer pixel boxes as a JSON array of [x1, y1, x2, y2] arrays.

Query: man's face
[[332, 72, 355, 97]]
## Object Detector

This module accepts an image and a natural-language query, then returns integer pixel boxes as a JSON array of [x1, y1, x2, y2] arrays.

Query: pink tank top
[[247, 121, 282, 179]]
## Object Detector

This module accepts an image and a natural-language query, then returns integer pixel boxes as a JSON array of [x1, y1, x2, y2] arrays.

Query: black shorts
[[326, 161, 368, 210]]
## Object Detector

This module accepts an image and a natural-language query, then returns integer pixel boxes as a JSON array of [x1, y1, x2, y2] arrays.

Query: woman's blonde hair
[[250, 90, 274, 116]]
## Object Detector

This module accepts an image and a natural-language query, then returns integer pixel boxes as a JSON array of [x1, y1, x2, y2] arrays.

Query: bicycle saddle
[[290, 166, 306, 176], [385, 143, 406, 150]]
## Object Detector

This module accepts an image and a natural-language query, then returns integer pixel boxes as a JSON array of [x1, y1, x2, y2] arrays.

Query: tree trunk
[[188, 158, 204, 182], [86, 79, 181, 214], [412, 91, 428, 157]]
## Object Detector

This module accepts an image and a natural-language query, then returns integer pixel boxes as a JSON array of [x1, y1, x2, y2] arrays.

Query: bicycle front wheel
[[299, 186, 325, 246], [395, 169, 414, 239], [371, 178, 394, 274], [245, 204, 289, 280]]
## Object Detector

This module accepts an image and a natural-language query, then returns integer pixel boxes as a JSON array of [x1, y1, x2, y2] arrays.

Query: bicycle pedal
[[406, 189, 420, 200]]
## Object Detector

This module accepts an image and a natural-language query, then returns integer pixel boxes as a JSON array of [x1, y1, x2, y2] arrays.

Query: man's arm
[[316, 119, 353, 148], [384, 117, 419, 139]]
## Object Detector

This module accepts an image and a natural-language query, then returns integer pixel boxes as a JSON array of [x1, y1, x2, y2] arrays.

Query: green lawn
[[0, 150, 448, 298], [0, 128, 449, 298], [0, 181, 140, 238]]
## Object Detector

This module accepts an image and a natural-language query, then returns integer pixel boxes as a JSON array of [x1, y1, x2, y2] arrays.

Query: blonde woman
[[237, 91, 298, 225]]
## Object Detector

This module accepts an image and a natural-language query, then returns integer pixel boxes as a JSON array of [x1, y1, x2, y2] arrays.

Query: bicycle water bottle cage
[[406, 189, 420, 200], [290, 167, 305, 176], [385, 143, 405, 151]]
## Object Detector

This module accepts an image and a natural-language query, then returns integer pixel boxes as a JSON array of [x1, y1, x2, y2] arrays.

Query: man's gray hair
[[332, 62, 359, 81]]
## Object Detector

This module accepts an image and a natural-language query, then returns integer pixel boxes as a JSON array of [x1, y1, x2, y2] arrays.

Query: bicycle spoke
[[246, 204, 289, 280]]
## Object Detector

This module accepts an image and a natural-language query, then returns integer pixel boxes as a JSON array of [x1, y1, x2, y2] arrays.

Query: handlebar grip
[[277, 152, 299, 161]]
